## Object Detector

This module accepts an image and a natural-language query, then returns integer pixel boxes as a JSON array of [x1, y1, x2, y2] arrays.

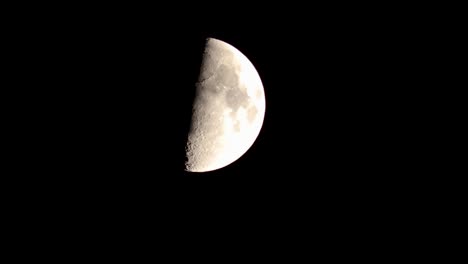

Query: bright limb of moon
[[185, 38, 266, 172]]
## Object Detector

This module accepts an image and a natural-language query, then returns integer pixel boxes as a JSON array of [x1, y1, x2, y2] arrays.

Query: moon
[[185, 38, 266, 172]]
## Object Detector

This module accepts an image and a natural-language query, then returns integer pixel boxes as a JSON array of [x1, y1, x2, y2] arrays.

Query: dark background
[[5, 4, 444, 255], [4, 4, 452, 256], [12, 4, 424, 229]]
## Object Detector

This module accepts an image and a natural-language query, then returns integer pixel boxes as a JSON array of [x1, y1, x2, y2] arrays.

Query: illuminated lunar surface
[[185, 38, 266, 172]]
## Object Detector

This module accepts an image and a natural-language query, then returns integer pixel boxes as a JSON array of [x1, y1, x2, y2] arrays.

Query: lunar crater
[[247, 106, 258, 123], [225, 85, 250, 112]]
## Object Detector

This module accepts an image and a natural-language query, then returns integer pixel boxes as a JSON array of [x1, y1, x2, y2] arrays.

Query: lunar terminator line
[[185, 38, 266, 172]]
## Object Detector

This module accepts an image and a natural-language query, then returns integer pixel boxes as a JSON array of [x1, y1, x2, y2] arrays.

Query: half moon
[[185, 38, 266, 172]]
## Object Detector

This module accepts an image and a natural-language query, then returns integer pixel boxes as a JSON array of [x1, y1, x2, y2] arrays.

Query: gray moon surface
[[185, 38, 266, 172]]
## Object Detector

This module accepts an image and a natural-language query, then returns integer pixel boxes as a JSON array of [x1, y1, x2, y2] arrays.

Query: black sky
[[4, 5, 439, 252], [16, 4, 420, 217]]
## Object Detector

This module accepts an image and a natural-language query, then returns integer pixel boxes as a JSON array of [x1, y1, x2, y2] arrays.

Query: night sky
[[19, 5, 416, 230]]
